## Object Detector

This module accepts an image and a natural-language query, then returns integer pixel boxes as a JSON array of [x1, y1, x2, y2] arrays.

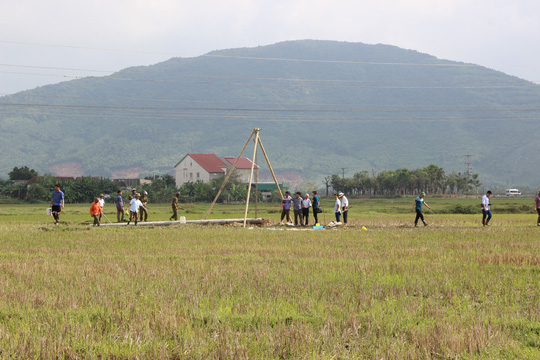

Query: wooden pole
[[254, 146, 258, 218], [258, 136, 284, 199], [204, 129, 255, 220], [243, 129, 260, 227]]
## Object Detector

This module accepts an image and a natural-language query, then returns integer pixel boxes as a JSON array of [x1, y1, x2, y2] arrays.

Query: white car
[[505, 189, 521, 196]]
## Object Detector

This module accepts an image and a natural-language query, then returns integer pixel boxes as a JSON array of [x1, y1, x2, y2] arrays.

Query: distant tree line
[[0, 167, 281, 203], [0, 174, 119, 203], [329, 164, 482, 196]]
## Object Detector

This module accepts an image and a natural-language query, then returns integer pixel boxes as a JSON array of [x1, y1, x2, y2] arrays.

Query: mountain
[[1, 40, 539, 187]]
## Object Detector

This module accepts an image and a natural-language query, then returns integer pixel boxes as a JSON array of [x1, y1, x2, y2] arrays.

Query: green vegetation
[[1, 40, 540, 187], [0, 171, 279, 204], [330, 164, 481, 195], [0, 198, 538, 358], [8, 165, 38, 180]]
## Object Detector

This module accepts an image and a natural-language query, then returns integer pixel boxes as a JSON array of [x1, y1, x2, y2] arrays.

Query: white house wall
[[175, 156, 214, 187]]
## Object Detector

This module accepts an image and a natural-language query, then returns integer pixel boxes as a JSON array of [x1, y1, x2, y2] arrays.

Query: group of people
[[49, 184, 540, 228], [107, 188, 149, 225], [88, 187, 181, 226], [280, 190, 321, 226], [279, 190, 349, 227], [410, 190, 494, 227], [411, 190, 540, 227]]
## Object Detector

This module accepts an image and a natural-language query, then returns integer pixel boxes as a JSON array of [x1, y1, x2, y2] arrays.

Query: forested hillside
[[1, 40, 539, 187]]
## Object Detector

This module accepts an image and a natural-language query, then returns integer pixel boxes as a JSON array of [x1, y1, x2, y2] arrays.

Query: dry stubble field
[[0, 198, 538, 359]]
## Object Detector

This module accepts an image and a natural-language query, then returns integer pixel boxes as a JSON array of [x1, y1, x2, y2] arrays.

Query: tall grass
[[0, 199, 538, 358]]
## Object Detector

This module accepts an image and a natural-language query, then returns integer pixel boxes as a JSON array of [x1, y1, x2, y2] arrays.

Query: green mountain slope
[[1, 40, 539, 187]]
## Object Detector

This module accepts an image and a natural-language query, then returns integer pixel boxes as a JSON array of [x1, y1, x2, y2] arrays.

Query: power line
[[2, 70, 538, 89], [2, 92, 540, 111], [4, 39, 540, 69], [2, 102, 540, 114], [2, 63, 538, 84], [0, 107, 538, 124], [3, 92, 540, 111]]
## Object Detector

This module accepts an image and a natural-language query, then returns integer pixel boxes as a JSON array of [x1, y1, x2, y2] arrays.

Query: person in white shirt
[[481, 190, 492, 226], [301, 193, 312, 226], [98, 194, 105, 222], [339, 192, 349, 226], [334, 193, 342, 223], [127, 193, 146, 226]]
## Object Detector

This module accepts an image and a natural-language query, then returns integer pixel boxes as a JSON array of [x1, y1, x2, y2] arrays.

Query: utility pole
[[463, 154, 474, 178], [341, 167, 346, 179]]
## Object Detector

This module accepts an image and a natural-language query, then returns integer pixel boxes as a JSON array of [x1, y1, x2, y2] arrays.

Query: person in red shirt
[[90, 198, 102, 227]]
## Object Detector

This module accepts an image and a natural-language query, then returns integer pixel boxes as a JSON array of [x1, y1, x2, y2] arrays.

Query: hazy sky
[[1, 0, 540, 95]]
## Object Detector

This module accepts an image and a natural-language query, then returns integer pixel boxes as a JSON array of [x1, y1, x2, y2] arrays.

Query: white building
[[174, 153, 259, 188]]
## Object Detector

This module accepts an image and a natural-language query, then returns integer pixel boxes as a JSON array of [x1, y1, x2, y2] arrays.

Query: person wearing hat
[[481, 190, 492, 226], [128, 188, 137, 201], [339, 192, 349, 226], [333, 193, 342, 223], [50, 184, 64, 225], [98, 194, 105, 222], [127, 193, 146, 225], [169, 192, 181, 221], [90, 197, 102, 226], [280, 191, 293, 225], [411, 192, 431, 227], [139, 190, 149, 222], [115, 190, 125, 222]]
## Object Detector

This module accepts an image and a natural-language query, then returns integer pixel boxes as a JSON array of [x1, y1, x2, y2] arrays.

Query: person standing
[[411, 192, 431, 227], [98, 194, 105, 222], [139, 190, 149, 222], [301, 193, 312, 226], [292, 192, 303, 226], [127, 193, 146, 225], [50, 184, 64, 225], [127, 188, 136, 201], [482, 190, 492, 226], [535, 191, 540, 226], [311, 191, 320, 224], [334, 193, 342, 223], [169, 192, 180, 221], [115, 190, 125, 222], [90, 197, 102, 226], [280, 191, 293, 224], [339, 192, 349, 226]]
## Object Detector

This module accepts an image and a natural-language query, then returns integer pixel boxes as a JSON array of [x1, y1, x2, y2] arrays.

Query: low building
[[113, 178, 153, 189], [174, 153, 259, 188], [253, 182, 284, 201]]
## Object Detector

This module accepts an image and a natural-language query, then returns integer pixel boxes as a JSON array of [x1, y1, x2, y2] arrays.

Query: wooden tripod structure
[[204, 128, 284, 227]]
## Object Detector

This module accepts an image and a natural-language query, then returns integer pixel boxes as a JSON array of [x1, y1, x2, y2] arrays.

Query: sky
[[1, 0, 540, 95]]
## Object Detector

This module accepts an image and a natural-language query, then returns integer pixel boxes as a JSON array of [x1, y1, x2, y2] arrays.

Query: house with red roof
[[174, 154, 259, 188]]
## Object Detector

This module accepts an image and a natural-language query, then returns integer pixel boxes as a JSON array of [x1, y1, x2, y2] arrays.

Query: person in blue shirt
[[50, 184, 64, 225], [280, 191, 293, 224], [115, 189, 125, 222], [292, 192, 303, 226], [311, 191, 320, 224], [411, 192, 431, 227]]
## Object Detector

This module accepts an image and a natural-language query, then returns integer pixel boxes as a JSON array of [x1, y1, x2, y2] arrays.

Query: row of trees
[[0, 167, 280, 203], [328, 164, 482, 196], [149, 175, 282, 203], [0, 175, 119, 203], [2, 164, 483, 203]]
